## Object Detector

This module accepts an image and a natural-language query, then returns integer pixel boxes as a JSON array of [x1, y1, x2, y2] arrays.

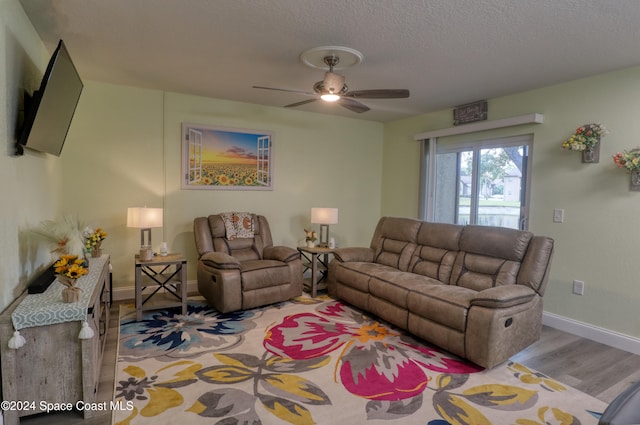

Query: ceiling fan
[[253, 55, 410, 113]]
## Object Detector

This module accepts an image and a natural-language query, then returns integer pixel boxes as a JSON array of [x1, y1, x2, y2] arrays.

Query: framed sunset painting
[[181, 123, 273, 190]]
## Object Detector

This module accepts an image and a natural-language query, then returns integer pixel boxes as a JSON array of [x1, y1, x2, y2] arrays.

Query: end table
[[135, 253, 187, 321], [297, 246, 335, 297]]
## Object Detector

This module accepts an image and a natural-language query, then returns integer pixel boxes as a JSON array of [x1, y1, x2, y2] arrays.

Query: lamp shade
[[311, 207, 338, 225], [127, 207, 163, 229]]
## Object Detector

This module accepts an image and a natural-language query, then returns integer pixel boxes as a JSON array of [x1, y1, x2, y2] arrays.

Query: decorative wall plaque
[[453, 100, 488, 126]]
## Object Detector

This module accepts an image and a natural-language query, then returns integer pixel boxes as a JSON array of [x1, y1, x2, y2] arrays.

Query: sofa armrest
[[264, 246, 300, 263], [471, 285, 537, 309], [332, 247, 375, 263], [200, 252, 241, 270]]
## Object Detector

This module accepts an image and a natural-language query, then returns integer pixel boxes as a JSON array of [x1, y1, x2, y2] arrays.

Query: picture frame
[[181, 123, 273, 190]]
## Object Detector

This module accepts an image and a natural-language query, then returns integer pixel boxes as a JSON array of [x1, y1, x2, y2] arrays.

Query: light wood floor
[[19, 301, 640, 424]]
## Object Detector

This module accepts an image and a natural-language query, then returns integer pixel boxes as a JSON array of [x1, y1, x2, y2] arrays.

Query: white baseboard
[[543, 311, 640, 355]]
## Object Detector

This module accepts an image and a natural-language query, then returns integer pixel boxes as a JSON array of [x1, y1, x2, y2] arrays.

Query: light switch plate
[[553, 208, 564, 223]]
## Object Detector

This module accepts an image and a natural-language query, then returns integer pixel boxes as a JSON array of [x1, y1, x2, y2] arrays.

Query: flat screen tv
[[17, 40, 83, 157]]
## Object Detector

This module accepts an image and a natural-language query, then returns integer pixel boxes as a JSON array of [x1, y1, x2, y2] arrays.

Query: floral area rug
[[113, 295, 606, 425]]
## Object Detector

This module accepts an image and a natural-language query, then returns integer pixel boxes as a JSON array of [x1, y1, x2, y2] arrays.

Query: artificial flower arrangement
[[562, 123, 608, 151], [84, 227, 107, 253], [54, 254, 89, 303], [612, 148, 640, 172], [54, 254, 89, 286], [304, 228, 317, 243], [33, 215, 86, 257]]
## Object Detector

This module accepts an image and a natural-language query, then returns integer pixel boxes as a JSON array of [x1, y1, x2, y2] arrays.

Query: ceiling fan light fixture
[[255, 46, 409, 114], [320, 93, 341, 102], [323, 71, 345, 93]]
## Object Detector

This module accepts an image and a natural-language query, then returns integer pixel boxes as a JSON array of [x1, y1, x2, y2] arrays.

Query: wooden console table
[[0, 255, 111, 424]]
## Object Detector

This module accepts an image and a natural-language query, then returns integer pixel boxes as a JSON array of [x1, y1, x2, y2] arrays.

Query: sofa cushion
[[376, 216, 421, 243], [448, 225, 532, 291], [407, 222, 462, 282], [334, 262, 400, 293], [241, 260, 290, 291], [369, 271, 442, 309], [407, 285, 477, 332], [374, 239, 417, 271], [459, 225, 532, 261], [410, 246, 458, 281], [371, 217, 420, 271], [451, 253, 521, 291], [416, 222, 463, 251], [517, 236, 554, 295]]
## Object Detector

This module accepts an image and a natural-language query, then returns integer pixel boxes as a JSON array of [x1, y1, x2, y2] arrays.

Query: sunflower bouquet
[[54, 254, 89, 287]]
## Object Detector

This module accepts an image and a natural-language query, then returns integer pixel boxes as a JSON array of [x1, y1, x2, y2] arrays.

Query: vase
[[91, 245, 102, 258], [630, 171, 640, 191], [306, 240, 315, 248], [61, 286, 81, 303], [581, 143, 600, 163], [58, 275, 81, 303]]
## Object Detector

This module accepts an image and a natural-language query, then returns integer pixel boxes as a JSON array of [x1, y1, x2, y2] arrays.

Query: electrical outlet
[[553, 208, 564, 223], [572, 280, 585, 295]]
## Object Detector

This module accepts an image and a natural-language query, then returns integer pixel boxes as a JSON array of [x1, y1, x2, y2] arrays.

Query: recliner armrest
[[264, 246, 300, 263], [332, 247, 375, 263], [200, 252, 241, 270], [471, 285, 537, 309]]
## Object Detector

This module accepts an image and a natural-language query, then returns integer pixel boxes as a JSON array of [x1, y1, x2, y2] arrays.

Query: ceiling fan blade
[[344, 89, 410, 99], [338, 97, 370, 113], [253, 85, 316, 96], [285, 98, 318, 108]]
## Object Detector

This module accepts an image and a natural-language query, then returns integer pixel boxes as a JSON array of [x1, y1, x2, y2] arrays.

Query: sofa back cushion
[[370, 217, 421, 271], [517, 236, 554, 295], [450, 225, 533, 291], [409, 222, 463, 282]]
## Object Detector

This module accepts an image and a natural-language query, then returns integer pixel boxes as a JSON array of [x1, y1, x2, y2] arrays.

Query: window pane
[[476, 147, 523, 229]]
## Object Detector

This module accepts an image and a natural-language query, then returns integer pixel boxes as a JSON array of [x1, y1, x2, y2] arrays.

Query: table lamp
[[127, 207, 163, 261], [311, 207, 338, 247]]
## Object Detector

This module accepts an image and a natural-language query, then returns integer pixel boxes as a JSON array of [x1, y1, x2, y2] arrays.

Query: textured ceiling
[[19, 0, 640, 122]]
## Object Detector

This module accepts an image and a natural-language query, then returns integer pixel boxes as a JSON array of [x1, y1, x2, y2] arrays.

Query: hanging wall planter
[[562, 123, 608, 164], [613, 149, 640, 191], [630, 171, 640, 191], [581, 143, 600, 163]]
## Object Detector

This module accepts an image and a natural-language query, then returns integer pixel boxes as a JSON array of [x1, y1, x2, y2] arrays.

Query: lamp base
[[139, 246, 153, 261], [319, 224, 329, 247]]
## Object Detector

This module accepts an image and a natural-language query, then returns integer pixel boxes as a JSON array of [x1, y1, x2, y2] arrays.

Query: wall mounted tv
[[16, 40, 83, 157]]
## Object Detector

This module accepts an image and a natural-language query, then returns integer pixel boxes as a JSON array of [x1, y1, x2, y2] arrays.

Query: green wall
[[59, 83, 384, 290], [382, 67, 640, 338], [0, 0, 62, 310]]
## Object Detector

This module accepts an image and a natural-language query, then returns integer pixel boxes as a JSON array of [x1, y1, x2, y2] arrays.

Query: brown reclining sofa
[[328, 216, 554, 369]]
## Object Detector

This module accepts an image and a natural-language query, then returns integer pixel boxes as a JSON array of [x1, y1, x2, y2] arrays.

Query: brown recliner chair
[[194, 213, 302, 313]]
